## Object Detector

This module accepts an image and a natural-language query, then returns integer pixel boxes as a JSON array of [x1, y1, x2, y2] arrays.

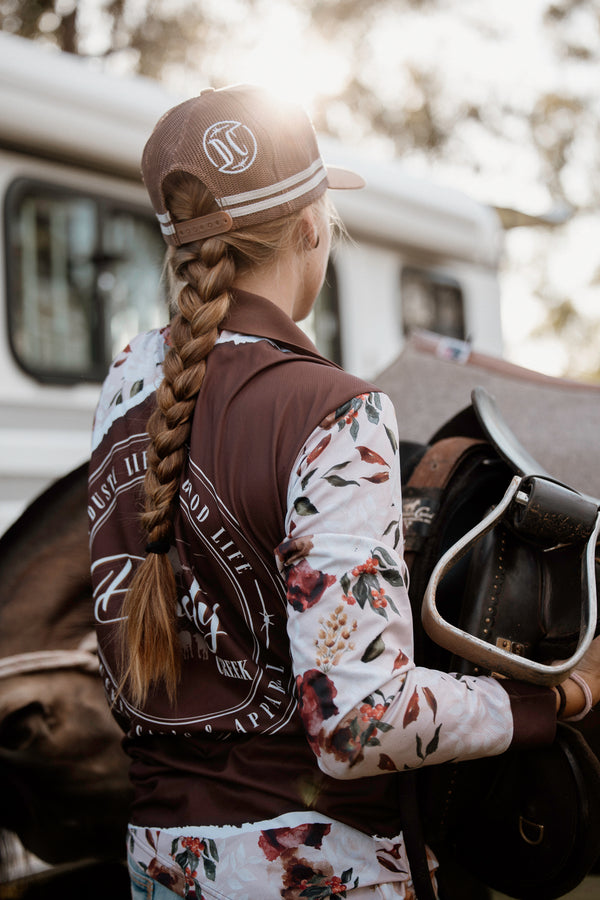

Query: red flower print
[[423, 686, 438, 722], [351, 557, 379, 577], [393, 649, 409, 672], [147, 857, 186, 894], [403, 688, 420, 728], [286, 560, 335, 612], [361, 471, 390, 483], [306, 434, 332, 465], [376, 841, 408, 873], [277, 535, 315, 567], [360, 702, 386, 723], [258, 823, 331, 861], [371, 587, 388, 608], [356, 446, 389, 466], [181, 836, 205, 857], [378, 753, 398, 772], [296, 669, 339, 751], [185, 865, 197, 886]]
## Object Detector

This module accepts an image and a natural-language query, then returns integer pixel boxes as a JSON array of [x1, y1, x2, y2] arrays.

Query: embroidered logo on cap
[[203, 121, 258, 174]]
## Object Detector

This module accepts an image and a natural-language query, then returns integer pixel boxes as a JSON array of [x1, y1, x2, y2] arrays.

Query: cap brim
[[326, 165, 365, 190]]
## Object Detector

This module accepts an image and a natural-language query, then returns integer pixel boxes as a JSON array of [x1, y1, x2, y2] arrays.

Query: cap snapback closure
[[173, 211, 234, 245]]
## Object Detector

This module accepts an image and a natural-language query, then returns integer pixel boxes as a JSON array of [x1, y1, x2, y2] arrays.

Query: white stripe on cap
[[157, 217, 176, 236], [221, 168, 327, 219], [219, 159, 324, 208]]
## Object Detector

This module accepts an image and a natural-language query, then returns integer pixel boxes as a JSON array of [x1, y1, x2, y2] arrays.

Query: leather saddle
[[401, 388, 600, 900], [404, 386, 600, 685]]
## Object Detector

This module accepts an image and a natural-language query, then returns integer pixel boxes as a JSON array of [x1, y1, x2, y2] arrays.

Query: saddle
[[400, 387, 600, 900]]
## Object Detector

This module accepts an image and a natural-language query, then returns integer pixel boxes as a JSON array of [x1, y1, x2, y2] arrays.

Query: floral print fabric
[[277, 391, 513, 780], [127, 814, 438, 899]]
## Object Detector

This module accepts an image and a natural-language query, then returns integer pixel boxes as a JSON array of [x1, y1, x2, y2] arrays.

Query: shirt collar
[[225, 289, 338, 364]]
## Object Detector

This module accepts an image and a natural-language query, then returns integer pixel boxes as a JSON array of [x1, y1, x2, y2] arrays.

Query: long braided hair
[[120, 172, 328, 706]]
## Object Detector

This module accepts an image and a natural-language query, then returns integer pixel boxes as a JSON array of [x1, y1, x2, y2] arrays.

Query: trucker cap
[[141, 85, 365, 246]]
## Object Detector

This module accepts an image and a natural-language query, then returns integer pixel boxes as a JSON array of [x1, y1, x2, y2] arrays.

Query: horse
[[0, 463, 132, 871]]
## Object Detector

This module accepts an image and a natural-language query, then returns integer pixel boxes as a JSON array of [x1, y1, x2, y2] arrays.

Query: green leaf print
[[426, 724, 442, 757], [377, 721, 394, 733], [373, 546, 396, 567], [365, 400, 380, 424], [361, 634, 385, 662], [323, 475, 359, 487], [207, 838, 219, 861], [294, 497, 319, 516], [203, 856, 217, 881], [416, 734, 424, 761], [301, 468, 318, 491], [175, 851, 189, 870], [354, 573, 377, 607], [335, 399, 353, 419], [379, 568, 404, 588], [385, 424, 398, 454], [325, 461, 352, 473]]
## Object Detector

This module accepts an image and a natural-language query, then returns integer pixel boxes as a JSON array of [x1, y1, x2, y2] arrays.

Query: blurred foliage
[[1, 0, 600, 379], [0, 0, 221, 75]]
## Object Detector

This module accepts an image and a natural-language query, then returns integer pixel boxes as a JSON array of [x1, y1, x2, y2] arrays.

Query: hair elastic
[[145, 539, 171, 555], [564, 672, 594, 722], [555, 683, 567, 719]]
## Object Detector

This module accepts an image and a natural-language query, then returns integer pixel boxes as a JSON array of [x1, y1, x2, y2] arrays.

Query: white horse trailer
[[0, 32, 504, 536]]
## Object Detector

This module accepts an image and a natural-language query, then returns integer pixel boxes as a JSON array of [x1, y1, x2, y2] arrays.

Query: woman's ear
[[299, 207, 319, 250]]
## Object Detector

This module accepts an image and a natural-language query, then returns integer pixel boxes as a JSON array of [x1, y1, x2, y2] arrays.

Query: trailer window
[[400, 267, 465, 340], [5, 179, 166, 383]]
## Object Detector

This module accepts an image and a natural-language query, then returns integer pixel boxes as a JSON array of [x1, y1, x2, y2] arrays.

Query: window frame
[[4, 176, 164, 385], [400, 264, 466, 342]]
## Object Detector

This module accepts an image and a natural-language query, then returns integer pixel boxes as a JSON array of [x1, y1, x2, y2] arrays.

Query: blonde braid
[[121, 228, 234, 705], [142, 242, 234, 544], [120, 173, 329, 706]]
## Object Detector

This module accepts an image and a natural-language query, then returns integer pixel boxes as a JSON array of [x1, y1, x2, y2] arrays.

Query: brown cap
[[141, 85, 365, 246]]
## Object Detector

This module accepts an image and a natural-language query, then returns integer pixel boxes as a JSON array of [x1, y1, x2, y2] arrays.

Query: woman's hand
[[554, 633, 600, 719]]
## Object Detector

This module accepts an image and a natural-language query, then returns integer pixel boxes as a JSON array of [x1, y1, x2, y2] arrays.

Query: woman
[[89, 85, 600, 899]]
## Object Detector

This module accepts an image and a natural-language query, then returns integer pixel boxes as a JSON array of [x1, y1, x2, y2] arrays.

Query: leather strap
[[403, 436, 486, 569], [398, 773, 438, 900]]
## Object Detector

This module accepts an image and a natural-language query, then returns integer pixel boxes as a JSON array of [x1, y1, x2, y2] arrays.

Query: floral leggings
[[128, 854, 420, 900], [126, 819, 438, 900]]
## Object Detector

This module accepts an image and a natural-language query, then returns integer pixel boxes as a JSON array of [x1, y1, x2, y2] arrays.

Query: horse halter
[[0, 631, 99, 680]]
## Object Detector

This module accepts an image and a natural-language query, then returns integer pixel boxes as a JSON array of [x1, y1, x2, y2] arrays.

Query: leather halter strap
[[0, 631, 99, 679]]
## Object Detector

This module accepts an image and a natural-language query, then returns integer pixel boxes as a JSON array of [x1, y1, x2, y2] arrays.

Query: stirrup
[[421, 475, 600, 686]]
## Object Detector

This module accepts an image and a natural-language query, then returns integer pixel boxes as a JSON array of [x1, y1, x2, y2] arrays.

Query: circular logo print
[[203, 121, 258, 174]]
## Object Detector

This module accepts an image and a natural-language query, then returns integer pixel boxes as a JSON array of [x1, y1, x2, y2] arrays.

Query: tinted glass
[[400, 266, 465, 340], [6, 180, 166, 382]]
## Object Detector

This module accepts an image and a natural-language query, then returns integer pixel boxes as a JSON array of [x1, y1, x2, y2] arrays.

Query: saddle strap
[[397, 773, 438, 900], [403, 436, 487, 566]]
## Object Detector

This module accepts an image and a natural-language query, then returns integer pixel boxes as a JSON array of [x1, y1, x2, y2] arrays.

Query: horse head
[[0, 464, 131, 864]]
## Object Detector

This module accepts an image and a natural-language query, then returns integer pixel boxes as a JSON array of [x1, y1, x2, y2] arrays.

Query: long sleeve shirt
[[90, 290, 555, 900]]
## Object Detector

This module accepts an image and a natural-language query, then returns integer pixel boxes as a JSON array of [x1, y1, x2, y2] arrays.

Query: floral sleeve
[[276, 391, 514, 780]]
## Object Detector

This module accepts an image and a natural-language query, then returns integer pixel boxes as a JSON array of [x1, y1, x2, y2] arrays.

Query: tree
[[2, 0, 599, 380]]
